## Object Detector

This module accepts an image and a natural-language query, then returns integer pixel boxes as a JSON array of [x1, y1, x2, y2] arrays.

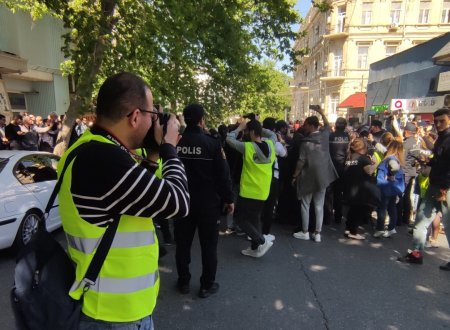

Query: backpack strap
[[43, 142, 120, 291]]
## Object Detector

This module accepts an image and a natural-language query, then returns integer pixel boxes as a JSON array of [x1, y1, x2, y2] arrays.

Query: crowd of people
[[1, 72, 449, 330], [0, 111, 94, 153]]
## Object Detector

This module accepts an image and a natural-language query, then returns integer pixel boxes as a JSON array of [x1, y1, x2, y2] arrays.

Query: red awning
[[337, 92, 366, 109]]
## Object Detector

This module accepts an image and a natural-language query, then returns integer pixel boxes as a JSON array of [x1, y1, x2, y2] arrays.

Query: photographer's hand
[[162, 114, 181, 147]]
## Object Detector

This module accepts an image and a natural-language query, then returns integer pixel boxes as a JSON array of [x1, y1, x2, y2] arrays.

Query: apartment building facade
[[0, 6, 69, 122], [292, 0, 450, 124]]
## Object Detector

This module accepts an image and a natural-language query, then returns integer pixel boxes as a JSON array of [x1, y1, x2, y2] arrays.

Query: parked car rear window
[[14, 154, 59, 184], [0, 158, 8, 173]]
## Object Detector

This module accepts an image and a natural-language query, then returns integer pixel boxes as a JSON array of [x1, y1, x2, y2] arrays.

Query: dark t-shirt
[[5, 123, 22, 141], [343, 153, 374, 204]]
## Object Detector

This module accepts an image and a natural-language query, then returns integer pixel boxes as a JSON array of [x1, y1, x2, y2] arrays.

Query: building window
[[329, 94, 339, 115], [361, 3, 372, 25], [419, 1, 430, 23], [357, 45, 370, 69], [333, 51, 343, 76], [391, 2, 402, 24], [385, 43, 398, 57], [442, 0, 450, 23], [8, 93, 27, 110], [337, 6, 346, 32]]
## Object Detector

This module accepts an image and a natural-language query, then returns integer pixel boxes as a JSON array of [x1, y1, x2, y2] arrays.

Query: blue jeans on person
[[376, 194, 397, 231], [78, 314, 153, 330], [413, 184, 450, 251]]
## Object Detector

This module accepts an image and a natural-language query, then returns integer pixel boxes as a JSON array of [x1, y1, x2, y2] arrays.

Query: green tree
[[1, 0, 300, 139]]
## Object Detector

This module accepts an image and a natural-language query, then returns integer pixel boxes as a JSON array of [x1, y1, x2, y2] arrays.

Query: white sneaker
[[241, 240, 273, 258], [373, 231, 386, 238], [264, 234, 275, 242], [347, 233, 365, 240], [383, 229, 397, 238], [313, 233, 321, 243], [293, 231, 310, 240]]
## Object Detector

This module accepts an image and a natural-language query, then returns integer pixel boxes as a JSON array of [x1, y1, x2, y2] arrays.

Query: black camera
[[142, 112, 171, 149], [309, 105, 320, 111]]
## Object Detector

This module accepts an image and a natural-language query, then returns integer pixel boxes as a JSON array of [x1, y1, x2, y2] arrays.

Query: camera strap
[[90, 125, 145, 163]]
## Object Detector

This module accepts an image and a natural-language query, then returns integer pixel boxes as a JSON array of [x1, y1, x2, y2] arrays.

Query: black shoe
[[198, 282, 219, 298], [177, 283, 190, 294], [397, 250, 423, 264], [440, 262, 450, 271]]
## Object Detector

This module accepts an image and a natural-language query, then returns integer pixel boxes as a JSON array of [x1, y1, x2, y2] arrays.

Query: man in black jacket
[[399, 108, 450, 267], [175, 104, 234, 298]]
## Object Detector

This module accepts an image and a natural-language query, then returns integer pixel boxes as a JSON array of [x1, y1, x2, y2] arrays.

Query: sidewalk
[[154, 222, 450, 329]]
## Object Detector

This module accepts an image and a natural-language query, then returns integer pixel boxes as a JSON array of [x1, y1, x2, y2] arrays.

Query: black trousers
[[346, 204, 370, 235], [261, 178, 279, 235], [174, 210, 220, 288], [235, 196, 265, 249], [397, 176, 415, 225], [324, 178, 344, 224]]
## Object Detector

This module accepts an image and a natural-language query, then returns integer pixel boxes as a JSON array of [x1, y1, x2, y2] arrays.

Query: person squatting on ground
[[226, 118, 276, 258], [175, 103, 234, 298], [292, 107, 338, 243], [343, 138, 379, 240], [399, 108, 450, 267], [58, 72, 190, 329]]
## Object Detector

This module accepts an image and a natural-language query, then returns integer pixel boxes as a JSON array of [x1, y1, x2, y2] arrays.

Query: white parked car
[[0, 150, 61, 250]]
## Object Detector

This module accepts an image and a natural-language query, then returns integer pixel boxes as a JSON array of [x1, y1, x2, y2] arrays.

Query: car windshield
[[0, 158, 9, 173]]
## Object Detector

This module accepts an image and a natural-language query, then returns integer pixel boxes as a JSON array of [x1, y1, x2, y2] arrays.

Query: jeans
[[300, 188, 326, 233], [79, 314, 153, 330], [413, 184, 450, 251], [376, 194, 397, 231]]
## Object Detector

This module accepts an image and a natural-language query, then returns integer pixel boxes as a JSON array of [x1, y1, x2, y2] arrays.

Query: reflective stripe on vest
[[240, 139, 275, 200], [66, 231, 157, 254], [72, 271, 159, 294]]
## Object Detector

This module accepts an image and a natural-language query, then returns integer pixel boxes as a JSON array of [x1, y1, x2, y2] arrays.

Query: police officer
[[175, 103, 234, 298]]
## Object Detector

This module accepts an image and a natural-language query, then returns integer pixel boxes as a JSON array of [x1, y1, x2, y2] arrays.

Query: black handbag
[[11, 143, 119, 330]]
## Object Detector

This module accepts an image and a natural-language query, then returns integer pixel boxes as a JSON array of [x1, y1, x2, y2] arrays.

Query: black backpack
[[11, 143, 119, 330]]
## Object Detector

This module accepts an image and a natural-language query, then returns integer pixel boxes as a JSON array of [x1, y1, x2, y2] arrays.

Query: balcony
[[323, 25, 349, 40], [320, 69, 346, 82]]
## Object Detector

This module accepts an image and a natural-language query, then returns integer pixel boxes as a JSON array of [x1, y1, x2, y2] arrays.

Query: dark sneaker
[[177, 283, 190, 294], [397, 250, 423, 264], [439, 262, 450, 271], [198, 282, 219, 298]]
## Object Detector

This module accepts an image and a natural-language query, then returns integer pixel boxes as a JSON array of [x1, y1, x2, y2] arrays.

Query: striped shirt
[[70, 141, 189, 226]]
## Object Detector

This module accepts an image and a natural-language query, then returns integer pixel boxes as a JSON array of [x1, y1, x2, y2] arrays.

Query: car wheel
[[13, 210, 41, 250]]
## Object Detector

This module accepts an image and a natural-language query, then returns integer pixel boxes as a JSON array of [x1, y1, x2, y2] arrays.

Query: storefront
[[366, 32, 450, 123]]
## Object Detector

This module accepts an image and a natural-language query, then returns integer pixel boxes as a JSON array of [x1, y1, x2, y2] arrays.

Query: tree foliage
[[0, 0, 300, 127]]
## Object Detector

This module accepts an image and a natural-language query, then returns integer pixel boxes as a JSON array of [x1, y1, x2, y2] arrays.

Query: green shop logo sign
[[371, 104, 389, 113]]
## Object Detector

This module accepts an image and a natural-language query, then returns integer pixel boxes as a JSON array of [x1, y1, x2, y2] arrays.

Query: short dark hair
[[275, 120, 288, 131], [335, 117, 347, 130], [96, 72, 149, 122], [262, 117, 276, 131], [183, 103, 204, 126], [434, 107, 450, 117], [304, 116, 319, 128], [246, 120, 262, 137], [370, 119, 383, 128], [0, 114, 5, 120]]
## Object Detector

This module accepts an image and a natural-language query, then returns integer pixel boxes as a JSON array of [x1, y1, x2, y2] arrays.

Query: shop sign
[[437, 71, 450, 92], [370, 104, 389, 113]]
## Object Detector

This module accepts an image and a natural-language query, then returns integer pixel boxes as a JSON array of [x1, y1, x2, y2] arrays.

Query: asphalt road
[[1, 222, 450, 330]]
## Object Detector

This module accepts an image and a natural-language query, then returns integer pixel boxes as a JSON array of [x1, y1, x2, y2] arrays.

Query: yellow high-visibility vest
[[240, 139, 275, 200], [58, 131, 159, 322]]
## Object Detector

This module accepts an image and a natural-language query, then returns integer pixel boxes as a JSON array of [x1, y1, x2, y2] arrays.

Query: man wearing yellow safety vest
[[226, 117, 276, 258], [58, 72, 190, 329]]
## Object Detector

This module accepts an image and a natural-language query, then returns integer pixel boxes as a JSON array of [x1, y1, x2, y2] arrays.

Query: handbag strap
[[44, 142, 120, 289]]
